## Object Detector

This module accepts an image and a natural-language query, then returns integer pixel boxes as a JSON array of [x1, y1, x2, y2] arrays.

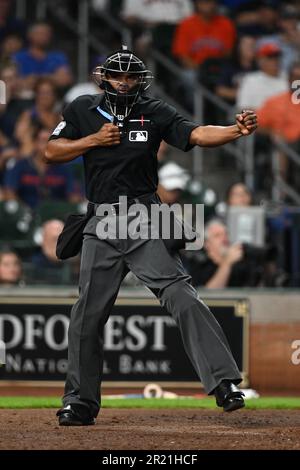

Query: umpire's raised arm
[[189, 109, 258, 147]]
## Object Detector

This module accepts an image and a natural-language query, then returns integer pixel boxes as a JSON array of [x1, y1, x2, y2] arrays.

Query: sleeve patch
[[52, 121, 67, 136]]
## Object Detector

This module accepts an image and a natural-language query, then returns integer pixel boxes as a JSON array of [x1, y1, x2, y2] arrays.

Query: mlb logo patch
[[129, 131, 148, 142]]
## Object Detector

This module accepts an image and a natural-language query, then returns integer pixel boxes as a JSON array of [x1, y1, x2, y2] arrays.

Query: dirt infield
[[1, 408, 300, 450]]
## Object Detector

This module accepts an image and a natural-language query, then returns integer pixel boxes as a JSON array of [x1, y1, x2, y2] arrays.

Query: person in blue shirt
[[0, 62, 33, 140], [0, 0, 26, 42], [3, 127, 78, 209], [12, 22, 73, 94]]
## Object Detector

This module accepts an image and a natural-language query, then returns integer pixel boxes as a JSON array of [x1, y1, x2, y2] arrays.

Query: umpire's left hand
[[236, 110, 258, 136]]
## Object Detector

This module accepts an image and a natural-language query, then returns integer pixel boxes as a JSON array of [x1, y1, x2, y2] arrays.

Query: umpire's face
[[106, 72, 141, 94]]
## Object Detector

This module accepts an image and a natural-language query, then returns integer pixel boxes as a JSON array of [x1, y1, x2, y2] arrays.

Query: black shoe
[[214, 380, 245, 412], [56, 404, 95, 426]]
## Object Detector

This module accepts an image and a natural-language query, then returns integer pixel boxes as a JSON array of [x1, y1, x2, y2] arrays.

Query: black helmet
[[93, 46, 153, 118]]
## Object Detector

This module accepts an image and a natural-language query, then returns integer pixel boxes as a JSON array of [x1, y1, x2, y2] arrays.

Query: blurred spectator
[[121, 0, 192, 24], [122, 2, 192, 37], [32, 219, 63, 266], [121, 0, 192, 56], [0, 141, 19, 195], [157, 161, 190, 204], [28, 219, 71, 285], [234, 0, 280, 37], [172, 0, 236, 109], [3, 128, 78, 209], [0, 0, 26, 42], [0, 249, 23, 286], [0, 130, 9, 197], [253, 0, 279, 35], [256, 62, 300, 183], [0, 62, 32, 140], [172, 0, 236, 68], [229, 1, 261, 36], [238, 41, 289, 192], [216, 35, 257, 104], [12, 22, 73, 95], [15, 78, 60, 155], [257, 62, 300, 144], [185, 219, 268, 288], [262, 4, 300, 73], [237, 41, 288, 110], [215, 181, 253, 223], [0, 33, 23, 65], [226, 182, 253, 206]]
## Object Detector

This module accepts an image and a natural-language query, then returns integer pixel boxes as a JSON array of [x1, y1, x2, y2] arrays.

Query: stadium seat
[[36, 200, 86, 224], [0, 200, 36, 251]]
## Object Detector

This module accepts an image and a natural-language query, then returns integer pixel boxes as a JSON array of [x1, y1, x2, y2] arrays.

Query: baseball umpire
[[45, 46, 257, 426]]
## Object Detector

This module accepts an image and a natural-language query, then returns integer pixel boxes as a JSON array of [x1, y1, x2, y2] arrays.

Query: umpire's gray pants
[[63, 212, 242, 417]]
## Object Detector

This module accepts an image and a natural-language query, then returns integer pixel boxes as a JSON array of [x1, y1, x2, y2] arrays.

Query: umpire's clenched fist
[[91, 123, 121, 146], [236, 109, 258, 136]]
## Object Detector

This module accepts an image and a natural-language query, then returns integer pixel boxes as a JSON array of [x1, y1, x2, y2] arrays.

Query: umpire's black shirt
[[49, 93, 198, 204]]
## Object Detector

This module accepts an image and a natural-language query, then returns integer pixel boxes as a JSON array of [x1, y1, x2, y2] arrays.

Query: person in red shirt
[[172, 0, 236, 68], [172, 0, 236, 111]]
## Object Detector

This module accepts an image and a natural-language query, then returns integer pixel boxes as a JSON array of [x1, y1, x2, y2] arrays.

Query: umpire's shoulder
[[62, 94, 101, 121]]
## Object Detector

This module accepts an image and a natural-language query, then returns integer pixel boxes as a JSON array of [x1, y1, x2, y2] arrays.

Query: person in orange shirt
[[257, 62, 300, 144], [257, 62, 300, 184], [173, 0, 236, 68], [172, 0, 236, 111]]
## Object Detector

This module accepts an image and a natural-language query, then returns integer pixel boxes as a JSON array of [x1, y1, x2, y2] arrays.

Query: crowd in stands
[[91, 0, 300, 189], [0, 0, 299, 288]]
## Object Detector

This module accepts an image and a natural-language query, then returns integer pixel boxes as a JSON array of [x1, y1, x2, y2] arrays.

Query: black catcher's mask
[[93, 46, 153, 119]]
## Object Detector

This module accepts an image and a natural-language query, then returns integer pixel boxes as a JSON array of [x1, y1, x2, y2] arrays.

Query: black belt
[[88, 192, 160, 216]]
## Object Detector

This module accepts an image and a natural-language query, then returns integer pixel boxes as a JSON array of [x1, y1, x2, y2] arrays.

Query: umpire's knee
[[159, 279, 206, 322]]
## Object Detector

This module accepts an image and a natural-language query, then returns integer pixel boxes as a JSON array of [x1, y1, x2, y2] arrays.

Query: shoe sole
[[59, 418, 95, 426], [224, 401, 245, 412]]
